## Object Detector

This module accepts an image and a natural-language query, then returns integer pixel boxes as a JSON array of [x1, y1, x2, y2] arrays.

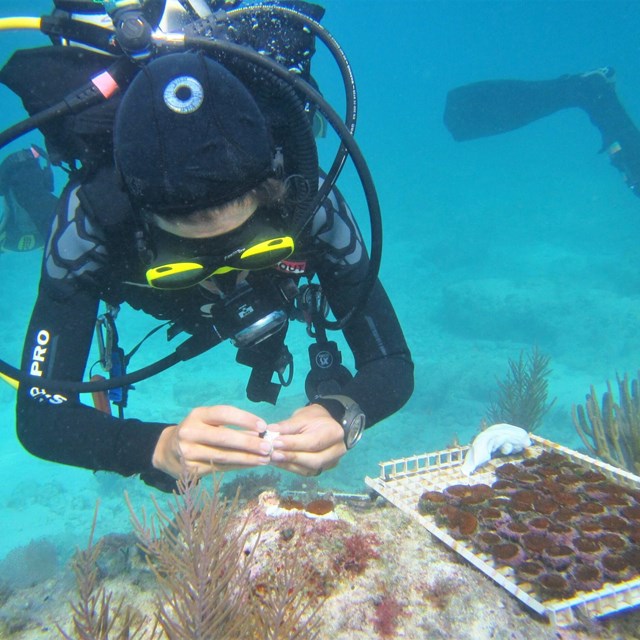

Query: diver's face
[[143, 189, 294, 291], [151, 195, 258, 239]]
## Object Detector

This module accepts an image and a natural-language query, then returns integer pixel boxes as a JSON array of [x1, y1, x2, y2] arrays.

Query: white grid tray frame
[[365, 435, 640, 627]]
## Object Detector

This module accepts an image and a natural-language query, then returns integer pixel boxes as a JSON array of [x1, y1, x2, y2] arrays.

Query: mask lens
[[146, 236, 295, 289], [213, 237, 295, 274], [146, 261, 209, 289], [144, 207, 295, 289]]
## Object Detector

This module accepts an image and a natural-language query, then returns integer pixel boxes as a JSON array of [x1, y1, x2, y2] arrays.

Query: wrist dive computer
[[314, 394, 365, 449]]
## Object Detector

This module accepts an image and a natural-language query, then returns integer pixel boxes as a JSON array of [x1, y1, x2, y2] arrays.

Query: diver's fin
[[443, 77, 586, 142]]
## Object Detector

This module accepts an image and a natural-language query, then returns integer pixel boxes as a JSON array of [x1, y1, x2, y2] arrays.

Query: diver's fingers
[[178, 422, 273, 459], [269, 442, 343, 475], [188, 405, 267, 432], [182, 444, 272, 472]]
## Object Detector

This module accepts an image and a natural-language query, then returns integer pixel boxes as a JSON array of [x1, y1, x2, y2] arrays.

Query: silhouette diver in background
[[0, 146, 56, 253], [444, 68, 640, 197]]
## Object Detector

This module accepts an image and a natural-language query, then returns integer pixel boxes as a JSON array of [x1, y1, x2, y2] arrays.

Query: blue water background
[[1, 0, 639, 562]]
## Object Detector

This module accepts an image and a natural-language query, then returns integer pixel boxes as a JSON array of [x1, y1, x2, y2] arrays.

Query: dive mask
[[145, 213, 295, 290]]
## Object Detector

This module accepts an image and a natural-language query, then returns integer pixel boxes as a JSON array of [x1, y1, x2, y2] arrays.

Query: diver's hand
[[152, 405, 273, 479], [268, 404, 347, 476]]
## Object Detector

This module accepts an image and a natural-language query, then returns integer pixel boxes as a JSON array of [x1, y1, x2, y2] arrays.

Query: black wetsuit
[[16, 170, 413, 489]]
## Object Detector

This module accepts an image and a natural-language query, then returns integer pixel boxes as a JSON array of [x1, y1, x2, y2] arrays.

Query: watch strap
[[313, 395, 348, 423]]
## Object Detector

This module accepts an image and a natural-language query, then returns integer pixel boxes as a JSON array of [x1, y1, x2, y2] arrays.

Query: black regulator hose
[[2, 353, 179, 394], [228, 4, 358, 234], [246, 66, 319, 229], [0, 328, 222, 393]]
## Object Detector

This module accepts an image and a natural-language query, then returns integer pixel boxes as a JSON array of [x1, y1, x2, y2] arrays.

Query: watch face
[[345, 412, 365, 449]]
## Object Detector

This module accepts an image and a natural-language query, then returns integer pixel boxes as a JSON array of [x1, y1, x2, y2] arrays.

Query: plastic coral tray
[[364, 435, 640, 627]]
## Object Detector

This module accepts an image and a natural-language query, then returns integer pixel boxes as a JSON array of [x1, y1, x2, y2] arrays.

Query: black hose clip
[[295, 283, 329, 337]]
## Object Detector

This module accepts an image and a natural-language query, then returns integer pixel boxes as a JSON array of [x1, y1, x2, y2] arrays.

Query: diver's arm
[[267, 195, 412, 475], [318, 268, 414, 427], [15, 186, 176, 490], [327, 276, 414, 426], [308, 191, 414, 427], [267, 269, 413, 475], [16, 282, 173, 487]]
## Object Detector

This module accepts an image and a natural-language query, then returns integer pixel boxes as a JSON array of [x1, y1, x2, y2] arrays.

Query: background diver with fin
[[444, 67, 640, 197], [0, 145, 57, 254], [0, 0, 414, 491]]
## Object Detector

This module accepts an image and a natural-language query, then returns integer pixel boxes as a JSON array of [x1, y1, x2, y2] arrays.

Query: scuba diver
[[0, 145, 56, 253], [444, 67, 640, 197], [1, 0, 414, 491]]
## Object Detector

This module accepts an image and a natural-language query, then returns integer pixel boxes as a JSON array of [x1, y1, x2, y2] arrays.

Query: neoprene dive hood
[[0, 0, 383, 395], [114, 52, 274, 213]]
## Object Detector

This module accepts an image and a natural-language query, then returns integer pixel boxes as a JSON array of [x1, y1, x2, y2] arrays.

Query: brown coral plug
[[537, 573, 576, 600], [473, 531, 502, 553], [536, 451, 565, 466], [476, 507, 508, 527], [554, 508, 580, 524], [417, 490, 447, 515], [513, 472, 539, 486], [491, 542, 525, 567], [451, 511, 480, 540], [527, 517, 551, 535], [555, 472, 582, 487], [542, 544, 574, 571], [577, 502, 605, 517], [600, 553, 635, 581], [545, 523, 575, 546], [531, 496, 557, 516], [443, 483, 493, 508], [573, 537, 604, 563], [571, 564, 604, 592], [305, 498, 335, 516], [581, 470, 607, 484], [516, 560, 545, 582], [521, 532, 551, 557], [441, 507, 479, 540], [494, 462, 520, 479], [497, 520, 529, 542], [549, 491, 582, 509], [492, 479, 518, 495], [279, 497, 305, 511], [579, 521, 603, 538], [599, 533, 628, 553], [628, 525, 640, 545], [599, 514, 629, 534]]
